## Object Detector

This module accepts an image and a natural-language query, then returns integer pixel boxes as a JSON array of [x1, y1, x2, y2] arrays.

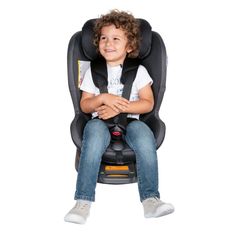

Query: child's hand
[[102, 94, 130, 113], [96, 105, 120, 120]]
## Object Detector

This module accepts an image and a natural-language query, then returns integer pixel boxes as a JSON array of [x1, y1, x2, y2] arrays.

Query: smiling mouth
[[104, 49, 115, 53]]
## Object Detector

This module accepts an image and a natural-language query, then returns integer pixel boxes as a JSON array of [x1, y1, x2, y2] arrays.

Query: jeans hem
[[74, 195, 95, 202], [140, 193, 160, 202]]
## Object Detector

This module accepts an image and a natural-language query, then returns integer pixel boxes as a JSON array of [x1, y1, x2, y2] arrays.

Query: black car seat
[[67, 19, 167, 184]]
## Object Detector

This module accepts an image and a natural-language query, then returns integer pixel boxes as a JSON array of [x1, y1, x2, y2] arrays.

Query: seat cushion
[[102, 143, 136, 164]]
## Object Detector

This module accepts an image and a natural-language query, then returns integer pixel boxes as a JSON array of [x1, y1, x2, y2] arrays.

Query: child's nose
[[105, 39, 111, 46]]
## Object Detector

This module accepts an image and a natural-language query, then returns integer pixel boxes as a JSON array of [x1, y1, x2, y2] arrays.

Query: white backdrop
[[1, 0, 236, 235]]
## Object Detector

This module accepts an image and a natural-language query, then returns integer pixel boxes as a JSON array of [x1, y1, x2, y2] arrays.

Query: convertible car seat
[[67, 19, 167, 184]]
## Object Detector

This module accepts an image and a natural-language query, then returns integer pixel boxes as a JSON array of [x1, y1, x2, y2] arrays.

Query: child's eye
[[100, 36, 106, 40], [114, 37, 120, 41]]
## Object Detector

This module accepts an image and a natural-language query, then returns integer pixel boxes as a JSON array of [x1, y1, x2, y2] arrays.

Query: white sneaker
[[64, 200, 91, 224], [142, 197, 174, 218]]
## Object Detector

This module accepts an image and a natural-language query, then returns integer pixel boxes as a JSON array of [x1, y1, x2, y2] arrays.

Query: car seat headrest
[[81, 18, 152, 61]]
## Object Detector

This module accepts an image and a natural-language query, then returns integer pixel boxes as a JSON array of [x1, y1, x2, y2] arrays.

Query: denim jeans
[[75, 118, 160, 202]]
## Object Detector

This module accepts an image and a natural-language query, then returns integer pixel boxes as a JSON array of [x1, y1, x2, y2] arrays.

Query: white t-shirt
[[80, 64, 153, 119]]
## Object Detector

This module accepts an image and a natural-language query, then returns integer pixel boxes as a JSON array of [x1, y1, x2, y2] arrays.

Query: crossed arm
[[80, 83, 154, 120]]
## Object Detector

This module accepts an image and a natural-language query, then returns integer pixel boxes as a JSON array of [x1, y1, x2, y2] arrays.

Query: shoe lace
[[75, 201, 90, 211], [148, 197, 162, 206], [80, 203, 89, 210]]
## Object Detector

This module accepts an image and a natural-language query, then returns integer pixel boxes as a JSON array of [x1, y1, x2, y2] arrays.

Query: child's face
[[99, 24, 131, 66]]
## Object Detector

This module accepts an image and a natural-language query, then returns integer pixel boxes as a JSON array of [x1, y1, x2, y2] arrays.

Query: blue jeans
[[75, 119, 160, 202]]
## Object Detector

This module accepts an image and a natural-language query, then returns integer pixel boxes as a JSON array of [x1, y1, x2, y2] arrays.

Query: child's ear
[[127, 48, 133, 53]]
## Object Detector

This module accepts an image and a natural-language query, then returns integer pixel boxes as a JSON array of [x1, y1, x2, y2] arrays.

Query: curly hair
[[93, 10, 140, 58]]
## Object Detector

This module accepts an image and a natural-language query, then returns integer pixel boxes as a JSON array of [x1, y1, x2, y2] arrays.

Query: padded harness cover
[[91, 56, 140, 128]]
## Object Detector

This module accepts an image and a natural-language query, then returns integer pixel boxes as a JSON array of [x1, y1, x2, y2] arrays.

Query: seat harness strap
[[91, 56, 140, 129]]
